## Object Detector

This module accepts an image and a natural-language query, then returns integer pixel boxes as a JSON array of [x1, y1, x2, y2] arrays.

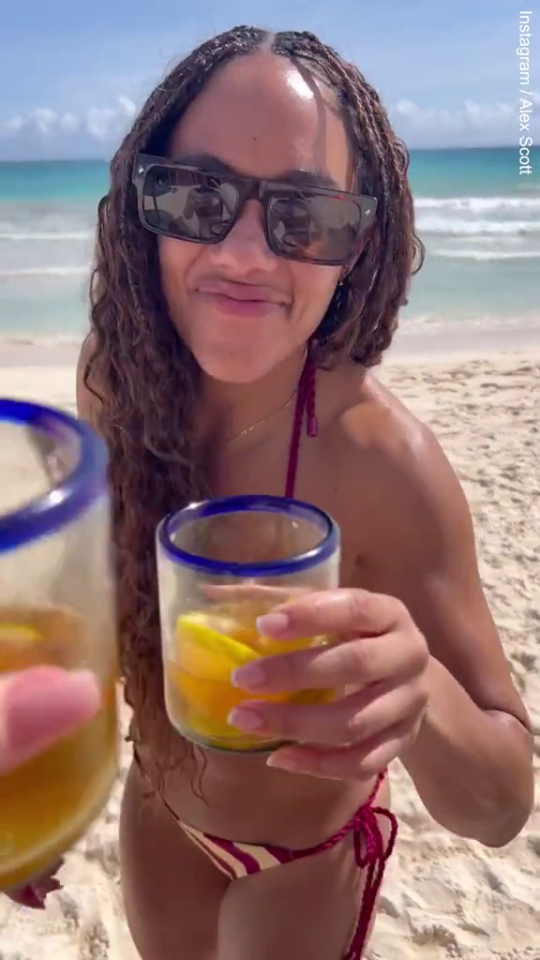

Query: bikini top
[[284, 356, 318, 498]]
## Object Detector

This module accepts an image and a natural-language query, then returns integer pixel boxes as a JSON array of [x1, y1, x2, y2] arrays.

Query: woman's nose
[[207, 199, 277, 273]]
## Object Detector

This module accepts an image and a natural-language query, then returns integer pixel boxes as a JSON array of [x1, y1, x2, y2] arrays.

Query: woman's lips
[[195, 281, 288, 317], [197, 291, 285, 317]]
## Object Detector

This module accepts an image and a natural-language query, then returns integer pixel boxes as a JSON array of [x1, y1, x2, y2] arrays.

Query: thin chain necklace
[[224, 386, 299, 444]]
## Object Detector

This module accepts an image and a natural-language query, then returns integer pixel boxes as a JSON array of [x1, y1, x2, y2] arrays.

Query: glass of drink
[[0, 398, 118, 891], [156, 494, 340, 753]]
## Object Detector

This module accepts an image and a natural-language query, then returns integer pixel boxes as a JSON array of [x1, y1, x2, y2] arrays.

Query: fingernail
[[6, 668, 100, 749], [266, 753, 298, 771], [256, 612, 290, 636], [231, 663, 267, 690], [227, 707, 264, 731]]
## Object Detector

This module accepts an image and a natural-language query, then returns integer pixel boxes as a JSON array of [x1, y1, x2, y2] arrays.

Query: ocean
[[0, 147, 539, 344]]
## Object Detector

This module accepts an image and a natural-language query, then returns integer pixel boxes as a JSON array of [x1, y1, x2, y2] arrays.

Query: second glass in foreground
[[156, 495, 340, 753], [0, 399, 118, 891]]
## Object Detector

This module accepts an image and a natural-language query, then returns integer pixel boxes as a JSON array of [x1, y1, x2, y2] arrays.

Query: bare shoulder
[[76, 332, 102, 428], [317, 361, 481, 592], [352, 373, 463, 503], [319, 365, 532, 727], [321, 364, 465, 531]]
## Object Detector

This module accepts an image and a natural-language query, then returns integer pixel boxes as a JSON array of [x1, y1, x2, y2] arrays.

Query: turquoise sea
[[0, 147, 539, 343]]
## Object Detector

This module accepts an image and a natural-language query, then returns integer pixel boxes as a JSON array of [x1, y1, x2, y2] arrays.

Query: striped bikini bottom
[[135, 755, 398, 960]]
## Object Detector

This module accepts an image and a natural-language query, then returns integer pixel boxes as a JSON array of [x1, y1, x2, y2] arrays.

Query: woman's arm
[[401, 657, 532, 846], [358, 420, 534, 846], [231, 409, 534, 848]]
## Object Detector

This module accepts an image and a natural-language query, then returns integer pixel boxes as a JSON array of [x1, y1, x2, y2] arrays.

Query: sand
[[0, 334, 539, 960]]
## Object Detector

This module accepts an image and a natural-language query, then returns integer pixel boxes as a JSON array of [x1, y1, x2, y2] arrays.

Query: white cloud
[[395, 99, 420, 119], [1, 91, 540, 153], [118, 95, 136, 117], [0, 95, 136, 144], [463, 100, 512, 129], [390, 94, 540, 146], [60, 112, 81, 132], [86, 106, 117, 138], [32, 107, 58, 133], [394, 99, 462, 132], [1, 114, 26, 133]]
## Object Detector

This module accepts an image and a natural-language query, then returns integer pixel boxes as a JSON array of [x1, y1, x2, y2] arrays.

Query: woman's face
[[158, 52, 354, 383]]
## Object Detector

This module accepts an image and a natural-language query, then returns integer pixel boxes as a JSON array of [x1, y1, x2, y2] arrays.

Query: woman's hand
[[1, 666, 99, 907], [5, 862, 64, 910], [229, 589, 431, 780]]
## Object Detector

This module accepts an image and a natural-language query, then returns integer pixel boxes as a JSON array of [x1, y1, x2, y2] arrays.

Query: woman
[[71, 25, 533, 960]]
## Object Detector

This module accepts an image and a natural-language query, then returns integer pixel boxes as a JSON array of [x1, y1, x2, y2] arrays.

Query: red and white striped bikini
[[176, 769, 397, 960], [138, 357, 398, 959]]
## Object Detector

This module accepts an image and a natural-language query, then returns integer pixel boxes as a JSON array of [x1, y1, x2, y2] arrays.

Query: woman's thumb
[[0, 667, 100, 775]]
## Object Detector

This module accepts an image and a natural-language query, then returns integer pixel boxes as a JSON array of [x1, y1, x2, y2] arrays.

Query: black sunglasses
[[132, 154, 377, 266]]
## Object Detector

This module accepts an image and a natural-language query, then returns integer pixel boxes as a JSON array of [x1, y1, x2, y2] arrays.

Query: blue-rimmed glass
[[0, 399, 118, 891], [156, 495, 341, 753]]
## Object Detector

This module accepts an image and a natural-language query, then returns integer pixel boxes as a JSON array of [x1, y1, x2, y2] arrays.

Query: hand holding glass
[[156, 495, 340, 752]]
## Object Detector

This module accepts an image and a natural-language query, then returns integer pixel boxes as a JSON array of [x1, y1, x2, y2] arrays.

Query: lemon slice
[[0, 622, 43, 672], [176, 612, 259, 682], [186, 704, 265, 750], [255, 634, 328, 655], [0, 623, 42, 644]]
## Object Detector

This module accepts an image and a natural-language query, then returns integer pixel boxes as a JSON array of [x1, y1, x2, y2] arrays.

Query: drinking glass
[[156, 494, 340, 753], [0, 399, 118, 891]]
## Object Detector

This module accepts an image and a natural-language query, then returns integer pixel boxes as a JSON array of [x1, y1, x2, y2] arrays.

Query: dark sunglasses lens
[[140, 166, 239, 241], [268, 193, 362, 263]]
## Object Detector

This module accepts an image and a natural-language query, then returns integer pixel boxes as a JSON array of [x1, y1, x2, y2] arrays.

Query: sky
[[0, 0, 538, 160]]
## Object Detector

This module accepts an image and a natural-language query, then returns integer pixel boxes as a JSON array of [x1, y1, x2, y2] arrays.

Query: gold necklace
[[225, 387, 299, 444]]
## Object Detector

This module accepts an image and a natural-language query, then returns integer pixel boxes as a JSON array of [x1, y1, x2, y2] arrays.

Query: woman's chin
[[194, 349, 286, 385]]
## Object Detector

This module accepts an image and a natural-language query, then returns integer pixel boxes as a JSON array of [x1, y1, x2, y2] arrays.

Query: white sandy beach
[[0, 332, 539, 960]]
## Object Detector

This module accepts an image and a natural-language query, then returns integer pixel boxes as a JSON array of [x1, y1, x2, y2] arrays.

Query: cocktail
[[156, 495, 340, 752], [0, 399, 118, 890]]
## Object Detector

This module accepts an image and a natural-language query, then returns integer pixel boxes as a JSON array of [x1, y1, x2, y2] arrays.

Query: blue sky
[[0, 0, 538, 159]]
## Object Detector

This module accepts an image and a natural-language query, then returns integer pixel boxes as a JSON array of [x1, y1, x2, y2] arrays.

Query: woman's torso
[[119, 360, 398, 958], [133, 361, 395, 839]]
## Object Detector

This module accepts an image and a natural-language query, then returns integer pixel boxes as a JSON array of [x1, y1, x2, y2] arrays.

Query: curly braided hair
[[84, 25, 424, 777]]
